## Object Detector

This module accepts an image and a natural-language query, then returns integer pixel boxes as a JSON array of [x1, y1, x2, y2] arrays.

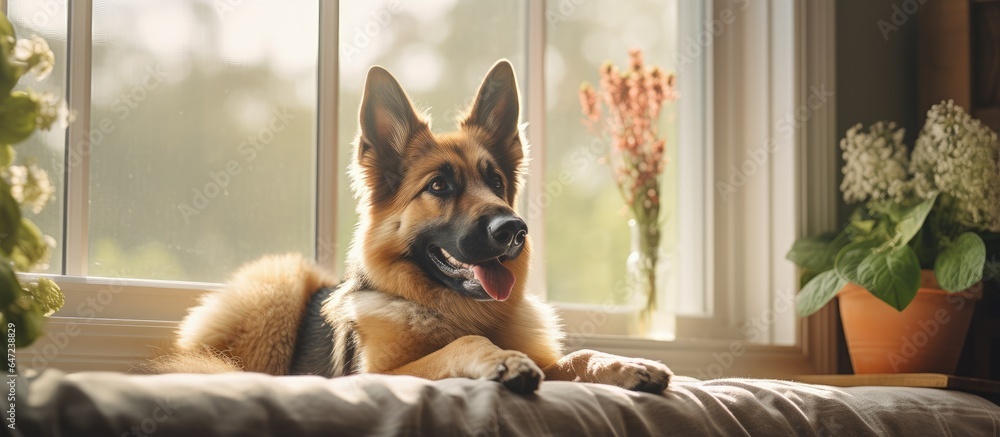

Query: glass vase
[[625, 219, 674, 339]]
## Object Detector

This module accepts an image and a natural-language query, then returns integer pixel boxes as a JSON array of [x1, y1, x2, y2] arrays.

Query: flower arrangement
[[579, 49, 677, 313], [789, 100, 999, 316], [1, 12, 69, 347]]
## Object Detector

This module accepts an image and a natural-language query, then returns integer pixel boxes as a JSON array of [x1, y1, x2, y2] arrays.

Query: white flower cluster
[[3, 162, 54, 214], [840, 121, 910, 204], [911, 100, 1000, 232], [11, 35, 55, 80]]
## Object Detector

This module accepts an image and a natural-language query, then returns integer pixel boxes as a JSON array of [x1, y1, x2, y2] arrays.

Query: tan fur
[[145, 60, 671, 393], [173, 253, 336, 374], [132, 345, 243, 374]]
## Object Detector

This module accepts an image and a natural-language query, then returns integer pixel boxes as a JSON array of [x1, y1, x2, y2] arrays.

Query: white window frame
[[7, 0, 841, 377]]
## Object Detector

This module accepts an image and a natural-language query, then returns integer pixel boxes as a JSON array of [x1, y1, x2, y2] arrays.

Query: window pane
[[544, 0, 681, 306], [89, 1, 318, 282], [336, 0, 527, 270], [7, 0, 69, 275]]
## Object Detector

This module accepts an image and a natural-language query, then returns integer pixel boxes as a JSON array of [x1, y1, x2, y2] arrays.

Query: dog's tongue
[[472, 259, 515, 301]]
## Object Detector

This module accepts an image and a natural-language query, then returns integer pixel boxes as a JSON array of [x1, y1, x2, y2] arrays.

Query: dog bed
[[9, 370, 1000, 436]]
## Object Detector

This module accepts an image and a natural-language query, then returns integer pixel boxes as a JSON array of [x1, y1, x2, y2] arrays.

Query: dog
[[141, 60, 672, 394]]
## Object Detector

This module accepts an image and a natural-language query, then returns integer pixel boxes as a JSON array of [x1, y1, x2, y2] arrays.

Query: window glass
[[544, 0, 680, 306], [7, 0, 69, 274], [88, 0, 318, 281]]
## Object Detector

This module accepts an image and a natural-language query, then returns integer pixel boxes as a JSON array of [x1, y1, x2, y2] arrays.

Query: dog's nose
[[488, 216, 527, 248]]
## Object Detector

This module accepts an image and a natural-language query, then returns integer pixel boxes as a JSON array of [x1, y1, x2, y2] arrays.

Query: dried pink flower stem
[[579, 49, 677, 314]]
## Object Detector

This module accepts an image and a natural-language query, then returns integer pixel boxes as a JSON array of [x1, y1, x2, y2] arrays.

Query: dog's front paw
[[480, 350, 543, 394], [574, 350, 672, 393], [613, 357, 672, 393]]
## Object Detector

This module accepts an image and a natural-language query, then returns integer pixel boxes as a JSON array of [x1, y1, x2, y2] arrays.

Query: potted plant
[[788, 100, 999, 374], [1, 11, 68, 349]]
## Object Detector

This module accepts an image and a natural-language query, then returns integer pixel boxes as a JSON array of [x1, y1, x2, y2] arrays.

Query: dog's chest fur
[[289, 281, 501, 377]]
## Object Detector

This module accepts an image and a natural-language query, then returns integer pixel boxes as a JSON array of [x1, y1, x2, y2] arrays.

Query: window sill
[[19, 274, 821, 378], [23, 315, 817, 378]]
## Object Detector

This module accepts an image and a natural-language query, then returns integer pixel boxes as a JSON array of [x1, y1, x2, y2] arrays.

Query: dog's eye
[[427, 177, 451, 195], [490, 173, 503, 191]]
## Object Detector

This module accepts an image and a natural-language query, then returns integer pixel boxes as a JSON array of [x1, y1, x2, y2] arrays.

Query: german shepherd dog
[[144, 60, 672, 394]]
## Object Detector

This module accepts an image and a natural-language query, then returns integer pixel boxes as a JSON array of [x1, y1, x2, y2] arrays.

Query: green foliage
[[855, 244, 922, 311], [793, 191, 991, 316], [0, 259, 45, 348], [0, 10, 66, 348], [789, 111, 997, 316], [796, 270, 847, 317], [0, 180, 20, 253], [934, 232, 986, 292], [884, 194, 937, 246], [835, 239, 888, 284], [0, 92, 39, 144], [786, 231, 849, 274], [9, 217, 49, 271]]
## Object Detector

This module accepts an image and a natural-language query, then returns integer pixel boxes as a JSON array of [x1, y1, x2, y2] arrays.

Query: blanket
[[7, 370, 1000, 436]]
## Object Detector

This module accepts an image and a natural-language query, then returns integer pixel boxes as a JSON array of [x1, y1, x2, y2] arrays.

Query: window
[[542, 0, 706, 318], [7, 0, 67, 275], [11, 0, 320, 282], [7, 0, 830, 375]]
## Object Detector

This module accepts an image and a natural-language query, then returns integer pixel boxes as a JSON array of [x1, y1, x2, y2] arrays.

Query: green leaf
[[934, 232, 987, 292], [800, 270, 820, 289], [786, 231, 849, 273], [835, 239, 886, 284], [888, 194, 938, 246], [0, 180, 21, 255], [0, 93, 40, 145], [796, 269, 848, 317], [0, 12, 13, 38], [0, 144, 14, 168], [847, 219, 876, 238], [856, 245, 922, 311], [0, 257, 46, 348], [0, 13, 19, 95], [0, 257, 19, 308], [5, 298, 45, 348], [10, 218, 49, 271]]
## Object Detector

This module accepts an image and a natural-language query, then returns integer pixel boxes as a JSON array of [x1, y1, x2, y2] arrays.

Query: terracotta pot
[[838, 270, 982, 374]]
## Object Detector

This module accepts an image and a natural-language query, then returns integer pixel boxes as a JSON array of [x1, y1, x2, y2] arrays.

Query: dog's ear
[[463, 60, 525, 193], [359, 66, 426, 156], [464, 60, 522, 145], [354, 66, 428, 203]]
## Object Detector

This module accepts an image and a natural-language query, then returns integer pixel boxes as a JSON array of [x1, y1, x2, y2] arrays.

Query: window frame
[[8, 0, 842, 378]]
